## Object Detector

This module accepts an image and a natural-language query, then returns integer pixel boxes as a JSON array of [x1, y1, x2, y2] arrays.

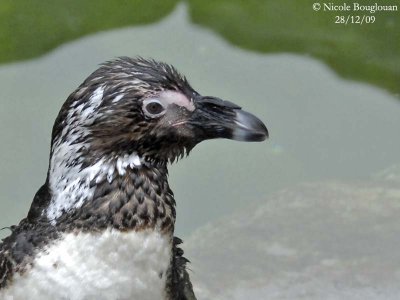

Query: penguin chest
[[1, 229, 172, 300]]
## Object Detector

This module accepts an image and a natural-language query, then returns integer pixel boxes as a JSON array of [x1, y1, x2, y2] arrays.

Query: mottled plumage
[[0, 57, 268, 299]]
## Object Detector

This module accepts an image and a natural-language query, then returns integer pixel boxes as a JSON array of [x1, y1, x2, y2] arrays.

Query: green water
[[0, 0, 399, 93]]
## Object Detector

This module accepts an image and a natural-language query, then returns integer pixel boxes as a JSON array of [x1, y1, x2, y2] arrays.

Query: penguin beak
[[231, 109, 269, 142], [191, 96, 268, 142]]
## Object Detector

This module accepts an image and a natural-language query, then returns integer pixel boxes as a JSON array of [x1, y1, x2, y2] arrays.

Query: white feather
[[46, 153, 142, 222], [0, 230, 172, 300], [45, 87, 142, 222], [112, 94, 124, 103]]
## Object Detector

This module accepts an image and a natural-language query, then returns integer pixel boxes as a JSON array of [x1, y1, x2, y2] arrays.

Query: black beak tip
[[232, 110, 269, 142], [252, 125, 269, 141]]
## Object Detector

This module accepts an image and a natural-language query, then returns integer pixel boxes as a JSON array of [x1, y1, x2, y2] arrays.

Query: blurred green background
[[1, 0, 399, 94]]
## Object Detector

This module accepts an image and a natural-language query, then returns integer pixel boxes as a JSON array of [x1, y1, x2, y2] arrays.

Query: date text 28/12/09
[[335, 15, 375, 24]]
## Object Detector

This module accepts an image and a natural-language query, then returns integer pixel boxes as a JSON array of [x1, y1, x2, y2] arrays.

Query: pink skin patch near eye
[[159, 91, 195, 112]]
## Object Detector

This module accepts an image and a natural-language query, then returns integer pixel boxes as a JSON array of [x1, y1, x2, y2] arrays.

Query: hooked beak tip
[[232, 110, 269, 142]]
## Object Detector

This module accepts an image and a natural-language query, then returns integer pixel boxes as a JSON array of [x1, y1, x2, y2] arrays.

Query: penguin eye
[[143, 99, 166, 118]]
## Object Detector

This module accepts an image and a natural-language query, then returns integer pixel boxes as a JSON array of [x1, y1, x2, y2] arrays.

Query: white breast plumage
[[0, 230, 172, 300]]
